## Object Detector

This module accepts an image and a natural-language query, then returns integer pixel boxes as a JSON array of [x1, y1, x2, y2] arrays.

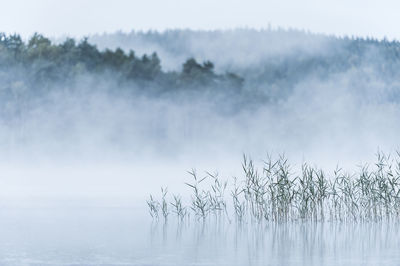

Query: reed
[[147, 152, 400, 223]]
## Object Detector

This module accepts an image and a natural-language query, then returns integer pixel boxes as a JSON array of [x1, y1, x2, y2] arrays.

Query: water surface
[[0, 203, 399, 266]]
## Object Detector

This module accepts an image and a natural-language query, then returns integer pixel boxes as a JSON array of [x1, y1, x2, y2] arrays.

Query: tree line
[[0, 33, 244, 93]]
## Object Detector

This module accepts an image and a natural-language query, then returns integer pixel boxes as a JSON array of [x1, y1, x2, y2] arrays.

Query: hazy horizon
[[2, 0, 400, 41]]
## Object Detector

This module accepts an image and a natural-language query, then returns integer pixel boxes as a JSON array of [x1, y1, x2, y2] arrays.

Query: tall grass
[[147, 152, 400, 223]]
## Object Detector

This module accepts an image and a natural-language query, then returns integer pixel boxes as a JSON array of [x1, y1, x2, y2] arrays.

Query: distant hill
[[90, 29, 400, 101], [1, 29, 400, 107]]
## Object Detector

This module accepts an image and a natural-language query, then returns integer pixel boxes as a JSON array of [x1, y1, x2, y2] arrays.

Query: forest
[[2, 29, 400, 108], [0, 33, 244, 96]]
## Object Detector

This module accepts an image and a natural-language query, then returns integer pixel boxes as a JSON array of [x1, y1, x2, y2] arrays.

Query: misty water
[[2, 29, 400, 265], [0, 202, 399, 266]]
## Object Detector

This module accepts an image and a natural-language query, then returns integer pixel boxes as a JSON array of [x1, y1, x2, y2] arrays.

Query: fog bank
[[1, 29, 400, 202]]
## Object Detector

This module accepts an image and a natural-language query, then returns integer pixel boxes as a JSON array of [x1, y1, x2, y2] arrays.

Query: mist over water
[[2, 29, 400, 265], [2, 77, 399, 200], [1, 207, 400, 266]]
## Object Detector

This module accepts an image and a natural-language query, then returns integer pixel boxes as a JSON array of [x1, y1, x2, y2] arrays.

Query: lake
[[0, 203, 399, 266]]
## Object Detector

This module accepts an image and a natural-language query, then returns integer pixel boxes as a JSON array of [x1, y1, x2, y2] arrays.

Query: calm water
[[0, 204, 399, 266]]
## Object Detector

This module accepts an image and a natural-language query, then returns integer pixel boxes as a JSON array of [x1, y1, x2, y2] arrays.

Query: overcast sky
[[1, 0, 398, 40]]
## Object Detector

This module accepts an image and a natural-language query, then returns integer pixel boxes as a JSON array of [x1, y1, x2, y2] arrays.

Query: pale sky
[[0, 0, 399, 40]]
